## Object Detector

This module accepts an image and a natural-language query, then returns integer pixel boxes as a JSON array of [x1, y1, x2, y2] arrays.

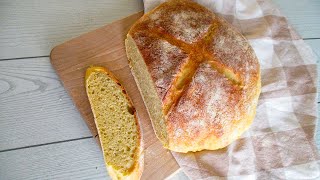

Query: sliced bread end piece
[[85, 66, 143, 180]]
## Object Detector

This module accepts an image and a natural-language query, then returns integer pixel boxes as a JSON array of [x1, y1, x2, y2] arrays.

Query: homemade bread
[[125, 0, 261, 152], [85, 67, 143, 179]]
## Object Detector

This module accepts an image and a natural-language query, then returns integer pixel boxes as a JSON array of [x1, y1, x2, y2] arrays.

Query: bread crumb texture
[[86, 69, 139, 177]]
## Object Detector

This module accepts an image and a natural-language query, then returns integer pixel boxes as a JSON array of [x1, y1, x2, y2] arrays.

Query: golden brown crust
[[127, 32, 189, 101], [85, 66, 143, 179], [126, 0, 261, 152]]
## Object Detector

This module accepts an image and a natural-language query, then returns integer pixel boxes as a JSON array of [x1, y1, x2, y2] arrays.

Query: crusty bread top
[[127, 0, 260, 152]]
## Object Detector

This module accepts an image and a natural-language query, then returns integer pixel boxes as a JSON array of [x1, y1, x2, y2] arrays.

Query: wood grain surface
[[0, 0, 319, 60], [50, 11, 179, 179], [0, 138, 110, 180], [0, 0, 143, 60], [0, 57, 92, 151], [0, 0, 319, 180]]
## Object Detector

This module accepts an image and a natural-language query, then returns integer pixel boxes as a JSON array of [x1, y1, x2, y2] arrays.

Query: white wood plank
[[274, 0, 320, 39], [1, 0, 319, 59], [0, 137, 189, 180], [0, 0, 143, 59], [0, 57, 92, 151], [0, 138, 110, 180]]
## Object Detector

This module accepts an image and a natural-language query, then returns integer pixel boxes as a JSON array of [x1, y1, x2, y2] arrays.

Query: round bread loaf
[[125, 0, 261, 152]]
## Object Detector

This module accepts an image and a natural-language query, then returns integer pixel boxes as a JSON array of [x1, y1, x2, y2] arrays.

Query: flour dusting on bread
[[172, 11, 211, 43], [126, 0, 260, 152]]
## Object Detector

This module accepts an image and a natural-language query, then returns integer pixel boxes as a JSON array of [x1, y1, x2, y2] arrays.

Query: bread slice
[[85, 66, 143, 180], [125, 0, 261, 152]]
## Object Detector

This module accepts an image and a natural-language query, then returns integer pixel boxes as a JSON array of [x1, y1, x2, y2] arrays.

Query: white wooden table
[[0, 0, 319, 179]]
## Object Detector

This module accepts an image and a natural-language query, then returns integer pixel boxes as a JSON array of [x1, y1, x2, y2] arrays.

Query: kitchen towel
[[143, 0, 319, 179]]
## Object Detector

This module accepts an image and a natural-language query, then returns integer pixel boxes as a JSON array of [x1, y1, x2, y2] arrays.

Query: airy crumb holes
[[127, 105, 135, 115]]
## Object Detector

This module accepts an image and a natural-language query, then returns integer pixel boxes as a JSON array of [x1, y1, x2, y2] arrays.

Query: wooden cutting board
[[50, 11, 179, 179]]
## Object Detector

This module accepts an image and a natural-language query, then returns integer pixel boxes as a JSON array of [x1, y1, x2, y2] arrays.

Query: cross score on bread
[[126, 0, 261, 152]]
